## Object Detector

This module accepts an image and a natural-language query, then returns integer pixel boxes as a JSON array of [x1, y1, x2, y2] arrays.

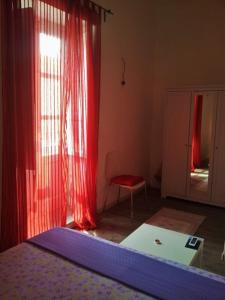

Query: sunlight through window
[[40, 33, 60, 58]]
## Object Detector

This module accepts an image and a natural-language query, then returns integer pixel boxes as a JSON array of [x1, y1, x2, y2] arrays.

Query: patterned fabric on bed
[[0, 243, 155, 300]]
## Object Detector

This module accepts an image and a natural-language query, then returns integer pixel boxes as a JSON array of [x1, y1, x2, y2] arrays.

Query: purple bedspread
[[28, 227, 225, 300]]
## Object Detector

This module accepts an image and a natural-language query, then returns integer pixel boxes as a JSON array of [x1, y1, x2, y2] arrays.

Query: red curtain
[[1, 0, 101, 251], [191, 95, 203, 171], [65, 4, 101, 229]]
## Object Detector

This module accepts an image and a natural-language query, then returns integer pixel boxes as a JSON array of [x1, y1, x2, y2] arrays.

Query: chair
[[104, 151, 147, 218]]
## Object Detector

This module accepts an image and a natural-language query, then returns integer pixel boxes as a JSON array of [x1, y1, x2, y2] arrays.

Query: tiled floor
[[90, 188, 225, 277]]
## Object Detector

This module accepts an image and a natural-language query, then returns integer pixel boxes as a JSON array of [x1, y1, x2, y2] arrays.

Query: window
[[66, 20, 88, 158], [40, 33, 61, 156]]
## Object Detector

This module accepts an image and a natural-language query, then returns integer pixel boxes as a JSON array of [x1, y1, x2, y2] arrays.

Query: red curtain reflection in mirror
[[191, 95, 203, 171]]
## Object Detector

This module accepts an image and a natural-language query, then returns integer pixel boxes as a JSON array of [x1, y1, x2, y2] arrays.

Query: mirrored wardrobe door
[[187, 92, 218, 201], [162, 91, 192, 198], [212, 91, 225, 205]]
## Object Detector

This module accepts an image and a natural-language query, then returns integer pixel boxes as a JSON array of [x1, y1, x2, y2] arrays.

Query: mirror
[[189, 94, 214, 195]]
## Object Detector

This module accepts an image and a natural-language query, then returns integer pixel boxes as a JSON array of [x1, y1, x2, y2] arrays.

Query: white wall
[[95, 0, 154, 211], [150, 0, 225, 186]]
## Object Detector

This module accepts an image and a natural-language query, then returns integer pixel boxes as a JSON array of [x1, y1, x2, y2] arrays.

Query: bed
[[0, 227, 225, 299]]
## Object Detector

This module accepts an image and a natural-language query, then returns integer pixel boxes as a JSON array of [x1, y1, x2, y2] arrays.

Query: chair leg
[[144, 182, 147, 201], [117, 186, 120, 203], [130, 191, 133, 219], [103, 184, 110, 211]]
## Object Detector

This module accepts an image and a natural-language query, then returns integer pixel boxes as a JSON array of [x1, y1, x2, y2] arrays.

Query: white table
[[121, 224, 204, 266]]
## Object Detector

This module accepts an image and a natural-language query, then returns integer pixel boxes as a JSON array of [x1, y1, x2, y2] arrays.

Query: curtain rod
[[88, 0, 114, 21]]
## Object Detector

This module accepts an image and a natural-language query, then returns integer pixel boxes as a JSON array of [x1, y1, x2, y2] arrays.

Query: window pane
[[20, 0, 32, 8], [41, 77, 60, 116], [40, 56, 60, 75], [40, 33, 61, 157], [37, 2, 66, 27], [66, 101, 86, 157], [40, 33, 61, 75], [40, 33, 60, 58], [41, 120, 60, 156]]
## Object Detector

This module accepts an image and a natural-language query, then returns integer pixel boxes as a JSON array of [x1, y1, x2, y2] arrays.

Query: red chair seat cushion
[[111, 175, 144, 187]]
